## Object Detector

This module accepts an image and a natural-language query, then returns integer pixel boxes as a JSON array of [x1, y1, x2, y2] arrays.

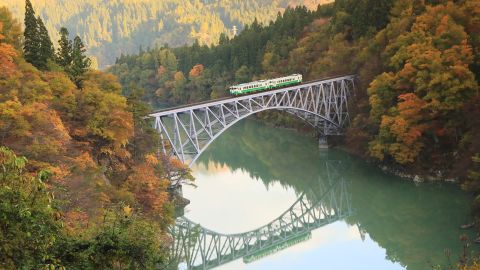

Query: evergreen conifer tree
[[23, 0, 40, 68], [71, 35, 91, 86], [37, 16, 54, 70], [56, 27, 72, 70]]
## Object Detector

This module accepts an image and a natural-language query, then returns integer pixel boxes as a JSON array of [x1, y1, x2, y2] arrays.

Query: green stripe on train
[[231, 80, 302, 95]]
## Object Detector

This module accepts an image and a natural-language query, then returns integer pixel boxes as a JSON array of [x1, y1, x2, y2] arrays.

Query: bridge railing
[[150, 75, 356, 167]]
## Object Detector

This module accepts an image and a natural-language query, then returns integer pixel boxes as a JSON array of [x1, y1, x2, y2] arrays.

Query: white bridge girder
[[149, 75, 355, 167]]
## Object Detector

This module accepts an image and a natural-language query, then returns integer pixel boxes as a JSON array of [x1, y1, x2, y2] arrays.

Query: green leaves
[[0, 147, 61, 269], [23, 1, 54, 70]]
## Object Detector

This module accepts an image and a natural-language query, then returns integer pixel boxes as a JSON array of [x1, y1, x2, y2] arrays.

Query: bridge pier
[[318, 135, 329, 149]]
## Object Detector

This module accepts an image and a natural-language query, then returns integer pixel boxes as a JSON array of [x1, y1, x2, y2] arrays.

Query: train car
[[229, 74, 303, 96]]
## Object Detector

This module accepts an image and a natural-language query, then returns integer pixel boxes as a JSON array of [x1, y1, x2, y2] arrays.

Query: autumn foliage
[[189, 63, 204, 77], [0, 7, 191, 268], [367, 2, 479, 165], [0, 22, 16, 76]]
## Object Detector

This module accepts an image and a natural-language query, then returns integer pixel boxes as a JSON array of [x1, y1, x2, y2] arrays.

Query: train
[[229, 74, 303, 95]]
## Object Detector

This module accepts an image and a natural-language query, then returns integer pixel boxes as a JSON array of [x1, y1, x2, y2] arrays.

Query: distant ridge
[[0, 0, 333, 68]]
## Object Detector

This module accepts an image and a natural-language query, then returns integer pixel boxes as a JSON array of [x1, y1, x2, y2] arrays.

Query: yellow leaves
[[368, 140, 386, 161], [173, 71, 185, 82], [145, 154, 159, 166], [170, 157, 187, 170], [123, 205, 133, 217], [74, 72, 134, 160], [459, 260, 480, 270], [73, 152, 97, 171], [389, 116, 408, 136], [99, 192, 111, 206], [388, 142, 422, 164]]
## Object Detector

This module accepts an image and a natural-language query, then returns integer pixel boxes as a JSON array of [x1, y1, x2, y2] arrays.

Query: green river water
[[180, 118, 478, 270]]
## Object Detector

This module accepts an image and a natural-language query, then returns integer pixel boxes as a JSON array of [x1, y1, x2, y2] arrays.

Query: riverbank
[[252, 113, 460, 184]]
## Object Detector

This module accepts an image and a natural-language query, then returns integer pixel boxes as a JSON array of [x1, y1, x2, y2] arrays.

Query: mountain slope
[[0, 0, 332, 68]]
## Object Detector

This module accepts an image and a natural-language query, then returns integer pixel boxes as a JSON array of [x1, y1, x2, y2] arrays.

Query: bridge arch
[[150, 75, 355, 167], [188, 106, 340, 165]]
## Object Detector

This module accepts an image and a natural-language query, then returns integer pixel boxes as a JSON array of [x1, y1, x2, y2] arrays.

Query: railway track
[[149, 74, 355, 115]]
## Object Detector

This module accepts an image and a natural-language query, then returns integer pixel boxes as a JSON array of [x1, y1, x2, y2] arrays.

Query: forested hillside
[[0, 0, 332, 68], [110, 5, 334, 105], [110, 0, 480, 212], [0, 5, 192, 268]]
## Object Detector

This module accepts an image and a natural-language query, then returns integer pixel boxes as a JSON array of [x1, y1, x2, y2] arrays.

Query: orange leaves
[[0, 21, 17, 76], [73, 152, 97, 171], [124, 155, 170, 217], [64, 210, 89, 234], [397, 93, 426, 120], [367, 1, 480, 165], [370, 93, 428, 164], [435, 15, 450, 36], [157, 65, 167, 76], [0, 100, 72, 161], [145, 154, 159, 166], [189, 64, 204, 78], [74, 71, 134, 160]]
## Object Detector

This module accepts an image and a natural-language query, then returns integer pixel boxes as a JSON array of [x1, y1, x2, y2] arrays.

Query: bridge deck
[[149, 74, 355, 117], [150, 74, 356, 165]]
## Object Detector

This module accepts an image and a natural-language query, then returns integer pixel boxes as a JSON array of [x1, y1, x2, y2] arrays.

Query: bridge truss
[[166, 161, 351, 270], [150, 75, 355, 166]]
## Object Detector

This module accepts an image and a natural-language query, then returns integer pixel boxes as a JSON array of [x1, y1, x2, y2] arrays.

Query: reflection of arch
[[150, 75, 355, 167], [167, 162, 351, 270]]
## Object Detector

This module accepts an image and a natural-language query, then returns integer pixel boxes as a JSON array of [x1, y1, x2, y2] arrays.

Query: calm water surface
[[181, 118, 476, 270]]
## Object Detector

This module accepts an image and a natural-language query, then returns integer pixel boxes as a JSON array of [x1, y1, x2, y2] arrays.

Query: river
[[177, 118, 477, 270]]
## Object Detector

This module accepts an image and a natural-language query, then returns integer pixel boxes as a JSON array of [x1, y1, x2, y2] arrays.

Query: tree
[[71, 35, 91, 87], [126, 84, 156, 161], [0, 21, 17, 76], [158, 48, 178, 73], [234, 65, 250, 83], [23, 0, 40, 68], [189, 64, 204, 78], [56, 27, 72, 70], [37, 16, 54, 70], [123, 155, 170, 218], [0, 7, 23, 50], [0, 147, 61, 269]]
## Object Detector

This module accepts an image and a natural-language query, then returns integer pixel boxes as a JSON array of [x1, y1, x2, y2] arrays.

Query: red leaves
[[0, 22, 17, 76], [189, 64, 204, 78]]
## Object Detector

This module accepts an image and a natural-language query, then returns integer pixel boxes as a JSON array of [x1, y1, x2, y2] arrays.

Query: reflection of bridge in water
[[168, 161, 351, 270]]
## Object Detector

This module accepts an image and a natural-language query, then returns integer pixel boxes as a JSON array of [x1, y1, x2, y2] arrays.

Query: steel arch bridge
[[149, 75, 355, 167], [166, 162, 351, 270]]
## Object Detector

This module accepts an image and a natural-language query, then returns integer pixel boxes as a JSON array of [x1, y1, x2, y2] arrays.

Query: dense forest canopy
[[0, 0, 332, 68]]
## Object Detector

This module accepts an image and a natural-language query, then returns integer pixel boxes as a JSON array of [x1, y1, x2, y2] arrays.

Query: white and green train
[[229, 74, 303, 95]]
